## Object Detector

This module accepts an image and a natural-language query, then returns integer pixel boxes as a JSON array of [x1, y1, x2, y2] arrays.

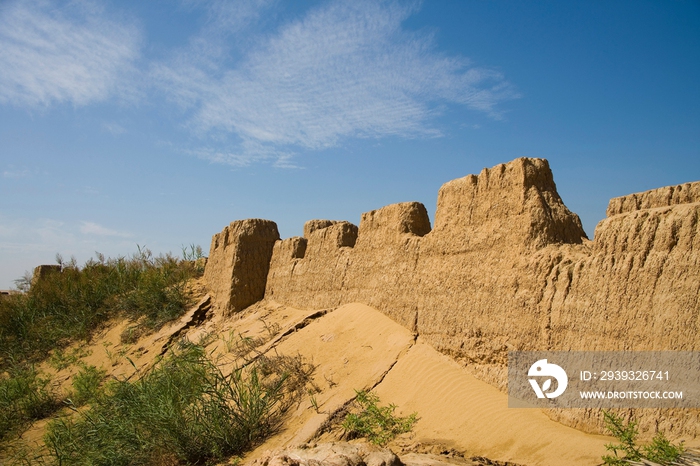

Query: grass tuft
[[602, 410, 684, 465], [342, 390, 418, 446], [0, 248, 202, 443], [0, 366, 59, 441], [45, 342, 314, 465], [68, 364, 106, 407], [47, 347, 92, 371]]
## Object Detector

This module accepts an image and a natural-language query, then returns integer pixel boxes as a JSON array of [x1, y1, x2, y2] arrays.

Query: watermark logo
[[509, 351, 700, 408], [528, 359, 568, 399]]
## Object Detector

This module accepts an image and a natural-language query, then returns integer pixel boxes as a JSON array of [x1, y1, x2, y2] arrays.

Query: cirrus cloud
[[0, 0, 142, 107], [154, 0, 518, 166], [80, 221, 133, 238]]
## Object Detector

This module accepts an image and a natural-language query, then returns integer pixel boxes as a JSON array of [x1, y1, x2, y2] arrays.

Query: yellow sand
[[373, 341, 610, 465], [244, 302, 613, 466]]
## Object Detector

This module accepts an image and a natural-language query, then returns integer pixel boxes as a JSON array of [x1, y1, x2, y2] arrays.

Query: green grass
[[68, 364, 106, 407], [602, 410, 684, 465], [0, 247, 202, 446], [0, 247, 200, 371], [342, 390, 418, 446], [0, 366, 59, 441], [45, 342, 313, 465], [47, 347, 92, 371]]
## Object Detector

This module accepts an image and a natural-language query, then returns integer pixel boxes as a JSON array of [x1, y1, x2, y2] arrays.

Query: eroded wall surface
[[207, 157, 700, 436], [266, 158, 595, 368], [204, 219, 279, 314]]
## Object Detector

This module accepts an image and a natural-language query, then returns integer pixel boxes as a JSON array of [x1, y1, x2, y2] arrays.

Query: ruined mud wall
[[206, 157, 700, 436], [265, 158, 594, 365], [204, 219, 279, 314], [541, 183, 700, 435]]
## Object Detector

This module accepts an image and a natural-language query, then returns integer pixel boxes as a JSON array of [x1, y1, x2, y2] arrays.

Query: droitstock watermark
[[508, 351, 700, 408]]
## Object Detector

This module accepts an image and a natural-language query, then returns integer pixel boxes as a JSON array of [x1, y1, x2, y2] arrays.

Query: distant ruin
[[204, 157, 700, 436]]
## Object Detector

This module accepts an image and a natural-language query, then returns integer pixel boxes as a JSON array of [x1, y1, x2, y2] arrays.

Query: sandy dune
[[373, 341, 610, 465], [235, 302, 612, 466], [243, 302, 415, 458]]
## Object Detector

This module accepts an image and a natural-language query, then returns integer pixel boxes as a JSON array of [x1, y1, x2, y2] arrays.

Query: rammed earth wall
[[204, 157, 700, 436]]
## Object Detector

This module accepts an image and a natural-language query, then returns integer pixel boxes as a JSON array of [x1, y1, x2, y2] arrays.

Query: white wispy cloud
[[80, 221, 133, 238], [0, 0, 517, 169], [183, 0, 277, 36], [151, 0, 277, 109], [188, 138, 298, 168], [102, 122, 126, 136], [0, 217, 76, 254], [0, 219, 131, 249], [155, 0, 518, 167], [2, 168, 30, 178], [0, 0, 142, 107]]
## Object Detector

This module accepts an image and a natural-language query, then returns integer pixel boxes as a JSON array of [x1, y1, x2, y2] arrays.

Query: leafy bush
[[0, 367, 58, 441], [602, 410, 684, 465], [45, 342, 312, 465], [342, 390, 418, 446]]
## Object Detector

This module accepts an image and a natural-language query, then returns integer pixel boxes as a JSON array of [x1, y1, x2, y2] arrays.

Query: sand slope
[[243, 302, 415, 458], [236, 302, 611, 466], [373, 341, 610, 465]]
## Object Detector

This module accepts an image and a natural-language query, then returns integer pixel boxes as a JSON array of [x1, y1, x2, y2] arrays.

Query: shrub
[[45, 342, 313, 465], [602, 410, 684, 465], [342, 390, 418, 446]]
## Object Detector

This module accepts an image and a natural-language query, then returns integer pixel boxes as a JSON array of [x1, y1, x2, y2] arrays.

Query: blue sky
[[1, 0, 698, 288]]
